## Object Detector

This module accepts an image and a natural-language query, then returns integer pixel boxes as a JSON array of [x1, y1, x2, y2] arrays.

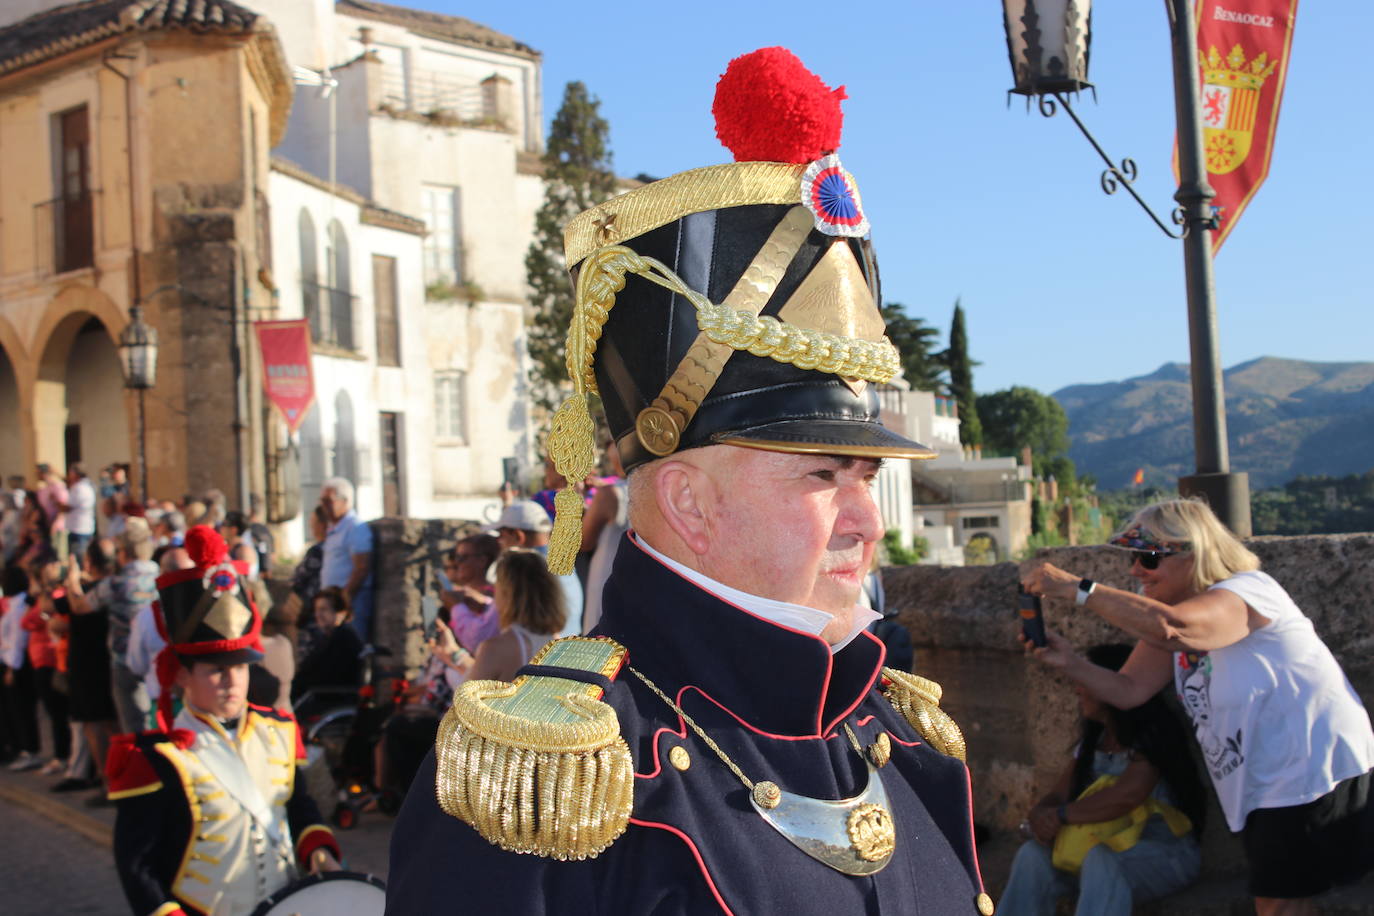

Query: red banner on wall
[[1180, 0, 1299, 252], [254, 319, 316, 434]]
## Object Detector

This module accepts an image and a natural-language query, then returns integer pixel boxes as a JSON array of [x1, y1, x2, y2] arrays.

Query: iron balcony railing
[[302, 280, 359, 352], [34, 191, 97, 276]]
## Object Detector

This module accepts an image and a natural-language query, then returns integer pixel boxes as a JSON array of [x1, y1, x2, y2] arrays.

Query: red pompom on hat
[[713, 47, 847, 164], [184, 524, 229, 567]]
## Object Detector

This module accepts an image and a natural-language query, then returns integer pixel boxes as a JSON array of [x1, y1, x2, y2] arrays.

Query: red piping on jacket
[[628, 818, 736, 916]]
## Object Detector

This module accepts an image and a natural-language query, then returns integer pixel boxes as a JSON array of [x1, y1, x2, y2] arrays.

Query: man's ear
[[654, 460, 714, 556], [173, 665, 191, 691]]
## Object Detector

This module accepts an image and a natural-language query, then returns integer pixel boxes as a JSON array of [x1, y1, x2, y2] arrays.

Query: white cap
[[491, 500, 553, 533]]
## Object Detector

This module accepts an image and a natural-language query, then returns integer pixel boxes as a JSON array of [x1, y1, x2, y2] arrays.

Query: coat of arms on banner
[[1200, 44, 1279, 175]]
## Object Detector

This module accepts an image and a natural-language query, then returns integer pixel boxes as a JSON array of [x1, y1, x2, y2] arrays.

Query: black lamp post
[[118, 304, 159, 502], [1001, 0, 1251, 536]]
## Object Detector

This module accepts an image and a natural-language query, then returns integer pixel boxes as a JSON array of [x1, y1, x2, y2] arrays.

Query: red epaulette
[[106, 734, 164, 800]]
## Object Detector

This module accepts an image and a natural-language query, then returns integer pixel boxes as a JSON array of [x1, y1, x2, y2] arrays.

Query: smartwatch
[[1075, 578, 1097, 606]]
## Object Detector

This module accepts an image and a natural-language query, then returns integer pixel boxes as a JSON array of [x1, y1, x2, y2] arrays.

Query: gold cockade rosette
[[545, 161, 901, 575], [881, 667, 967, 762], [434, 638, 634, 859]]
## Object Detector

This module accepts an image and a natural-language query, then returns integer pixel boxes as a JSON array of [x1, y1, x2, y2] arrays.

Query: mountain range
[[1052, 357, 1374, 490]]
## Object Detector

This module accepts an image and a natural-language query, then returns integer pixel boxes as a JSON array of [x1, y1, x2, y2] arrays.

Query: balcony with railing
[[34, 191, 97, 276], [379, 68, 488, 123], [303, 280, 359, 352], [913, 474, 1030, 507]]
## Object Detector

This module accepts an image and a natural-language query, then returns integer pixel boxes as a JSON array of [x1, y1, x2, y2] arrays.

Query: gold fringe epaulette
[[434, 637, 634, 860], [880, 667, 967, 762]]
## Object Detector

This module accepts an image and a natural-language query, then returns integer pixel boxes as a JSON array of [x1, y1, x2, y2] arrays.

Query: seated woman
[[291, 587, 364, 710], [999, 644, 1206, 916], [375, 549, 567, 795]]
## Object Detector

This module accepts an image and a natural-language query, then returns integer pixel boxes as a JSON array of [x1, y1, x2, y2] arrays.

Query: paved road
[[0, 796, 126, 914]]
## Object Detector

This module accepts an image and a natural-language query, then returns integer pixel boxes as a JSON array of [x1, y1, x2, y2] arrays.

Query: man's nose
[[843, 484, 885, 543]]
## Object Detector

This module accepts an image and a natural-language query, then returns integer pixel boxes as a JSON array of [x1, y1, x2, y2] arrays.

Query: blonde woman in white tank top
[[436, 549, 566, 684]]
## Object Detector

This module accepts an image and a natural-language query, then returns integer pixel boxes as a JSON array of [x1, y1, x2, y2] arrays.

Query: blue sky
[[436, 1, 1372, 395]]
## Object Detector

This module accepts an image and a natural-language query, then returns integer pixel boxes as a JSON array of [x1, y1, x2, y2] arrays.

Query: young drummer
[[108, 526, 340, 916]]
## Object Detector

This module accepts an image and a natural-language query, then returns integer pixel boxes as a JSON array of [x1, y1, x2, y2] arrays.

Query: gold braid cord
[[434, 639, 634, 860], [880, 668, 967, 762], [545, 244, 900, 569]]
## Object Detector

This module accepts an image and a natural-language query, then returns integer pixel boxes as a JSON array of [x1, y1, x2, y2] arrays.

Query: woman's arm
[[1028, 632, 1173, 710], [1022, 560, 1262, 652], [463, 632, 521, 683], [1060, 757, 1160, 824], [579, 485, 619, 553]]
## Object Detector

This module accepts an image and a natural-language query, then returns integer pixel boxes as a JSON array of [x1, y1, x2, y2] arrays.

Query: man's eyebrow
[[822, 456, 886, 472]]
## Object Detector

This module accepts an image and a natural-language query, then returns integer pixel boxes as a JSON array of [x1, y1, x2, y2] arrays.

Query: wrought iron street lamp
[[118, 304, 159, 501], [1002, 0, 1093, 98], [1000, 0, 1251, 536]]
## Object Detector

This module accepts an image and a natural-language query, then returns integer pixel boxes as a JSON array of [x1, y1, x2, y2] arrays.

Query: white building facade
[[247, 0, 544, 540]]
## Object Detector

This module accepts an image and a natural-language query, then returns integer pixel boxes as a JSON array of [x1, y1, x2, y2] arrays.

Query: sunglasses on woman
[[1132, 551, 1176, 570]]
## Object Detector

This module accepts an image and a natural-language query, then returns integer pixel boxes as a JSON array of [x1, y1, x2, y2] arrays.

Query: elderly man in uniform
[[386, 48, 991, 915], [107, 526, 341, 916]]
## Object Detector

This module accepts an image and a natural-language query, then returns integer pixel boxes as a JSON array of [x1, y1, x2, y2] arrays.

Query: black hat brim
[[177, 647, 265, 668], [714, 418, 937, 460]]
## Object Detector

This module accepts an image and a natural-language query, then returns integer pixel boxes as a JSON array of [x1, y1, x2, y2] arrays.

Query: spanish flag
[[1132, 468, 1145, 486]]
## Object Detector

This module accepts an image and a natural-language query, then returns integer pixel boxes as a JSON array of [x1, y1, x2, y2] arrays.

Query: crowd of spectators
[[0, 464, 277, 808], [0, 445, 632, 809]]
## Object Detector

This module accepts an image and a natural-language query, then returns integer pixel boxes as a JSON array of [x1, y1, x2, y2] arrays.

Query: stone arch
[[963, 532, 1001, 566], [31, 284, 132, 475], [0, 344, 24, 480]]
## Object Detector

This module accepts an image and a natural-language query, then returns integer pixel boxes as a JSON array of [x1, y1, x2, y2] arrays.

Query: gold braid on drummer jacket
[[386, 47, 991, 916]]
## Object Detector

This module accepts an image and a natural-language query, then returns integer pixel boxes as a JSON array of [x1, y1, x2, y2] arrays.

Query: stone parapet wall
[[370, 517, 483, 673], [883, 533, 1374, 879]]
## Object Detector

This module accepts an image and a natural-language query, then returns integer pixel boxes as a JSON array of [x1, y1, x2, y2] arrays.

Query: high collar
[[595, 534, 885, 739], [179, 703, 249, 745]]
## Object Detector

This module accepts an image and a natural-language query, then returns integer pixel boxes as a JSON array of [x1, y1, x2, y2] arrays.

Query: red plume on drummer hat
[[150, 525, 263, 729]]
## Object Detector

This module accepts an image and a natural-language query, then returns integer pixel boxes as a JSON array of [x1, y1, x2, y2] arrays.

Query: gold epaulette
[[880, 668, 967, 762], [434, 637, 634, 860]]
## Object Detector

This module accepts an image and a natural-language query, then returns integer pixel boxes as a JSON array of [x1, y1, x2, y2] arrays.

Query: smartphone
[[1017, 586, 1047, 648], [435, 569, 454, 593]]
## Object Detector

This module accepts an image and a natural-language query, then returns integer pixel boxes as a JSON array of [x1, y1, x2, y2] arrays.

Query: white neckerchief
[[636, 537, 880, 654]]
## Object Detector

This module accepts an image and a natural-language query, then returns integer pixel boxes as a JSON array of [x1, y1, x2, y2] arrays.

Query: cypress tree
[[940, 300, 983, 446], [525, 82, 618, 409], [880, 301, 944, 392]]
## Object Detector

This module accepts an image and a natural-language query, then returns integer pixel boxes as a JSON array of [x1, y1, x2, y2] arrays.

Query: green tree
[[937, 300, 981, 446], [525, 82, 618, 408], [880, 302, 944, 391], [976, 385, 1070, 473]]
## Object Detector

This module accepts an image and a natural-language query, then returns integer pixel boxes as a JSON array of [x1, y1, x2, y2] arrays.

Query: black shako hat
[[542, 47, 935, 573], [154, 525, 264, 668]]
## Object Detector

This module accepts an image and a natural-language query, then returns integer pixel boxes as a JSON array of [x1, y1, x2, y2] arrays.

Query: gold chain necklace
[[626, 664, 896, 875]]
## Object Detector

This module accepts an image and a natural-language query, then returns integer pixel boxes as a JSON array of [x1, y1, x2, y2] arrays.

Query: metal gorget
[[628, 665, 896, 877], [749, 753, 895, 875]]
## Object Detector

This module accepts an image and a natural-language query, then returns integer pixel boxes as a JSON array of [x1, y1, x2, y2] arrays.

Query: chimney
[[481, 73, 515, 131]]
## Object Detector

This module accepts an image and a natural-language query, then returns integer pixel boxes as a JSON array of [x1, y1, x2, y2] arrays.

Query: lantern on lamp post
[[998, 0, 1251, 537], [118, 304, 159, 502], [1002, 0, 1093, 98]]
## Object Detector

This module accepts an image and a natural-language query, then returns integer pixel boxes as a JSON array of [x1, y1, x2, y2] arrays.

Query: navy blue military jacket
[[387, 535, 988, 915]]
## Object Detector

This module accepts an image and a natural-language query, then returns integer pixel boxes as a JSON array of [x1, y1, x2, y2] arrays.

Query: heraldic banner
[[254, 319, 316, 433], [1182, 0, 1299, 252]]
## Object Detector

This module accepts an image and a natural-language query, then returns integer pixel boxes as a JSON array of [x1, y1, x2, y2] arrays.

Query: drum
[[251, 871, 386, 916]]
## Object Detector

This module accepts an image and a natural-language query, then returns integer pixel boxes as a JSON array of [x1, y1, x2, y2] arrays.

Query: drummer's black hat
[[544, 47, 934, 571], [154, 525, 264, 668]]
